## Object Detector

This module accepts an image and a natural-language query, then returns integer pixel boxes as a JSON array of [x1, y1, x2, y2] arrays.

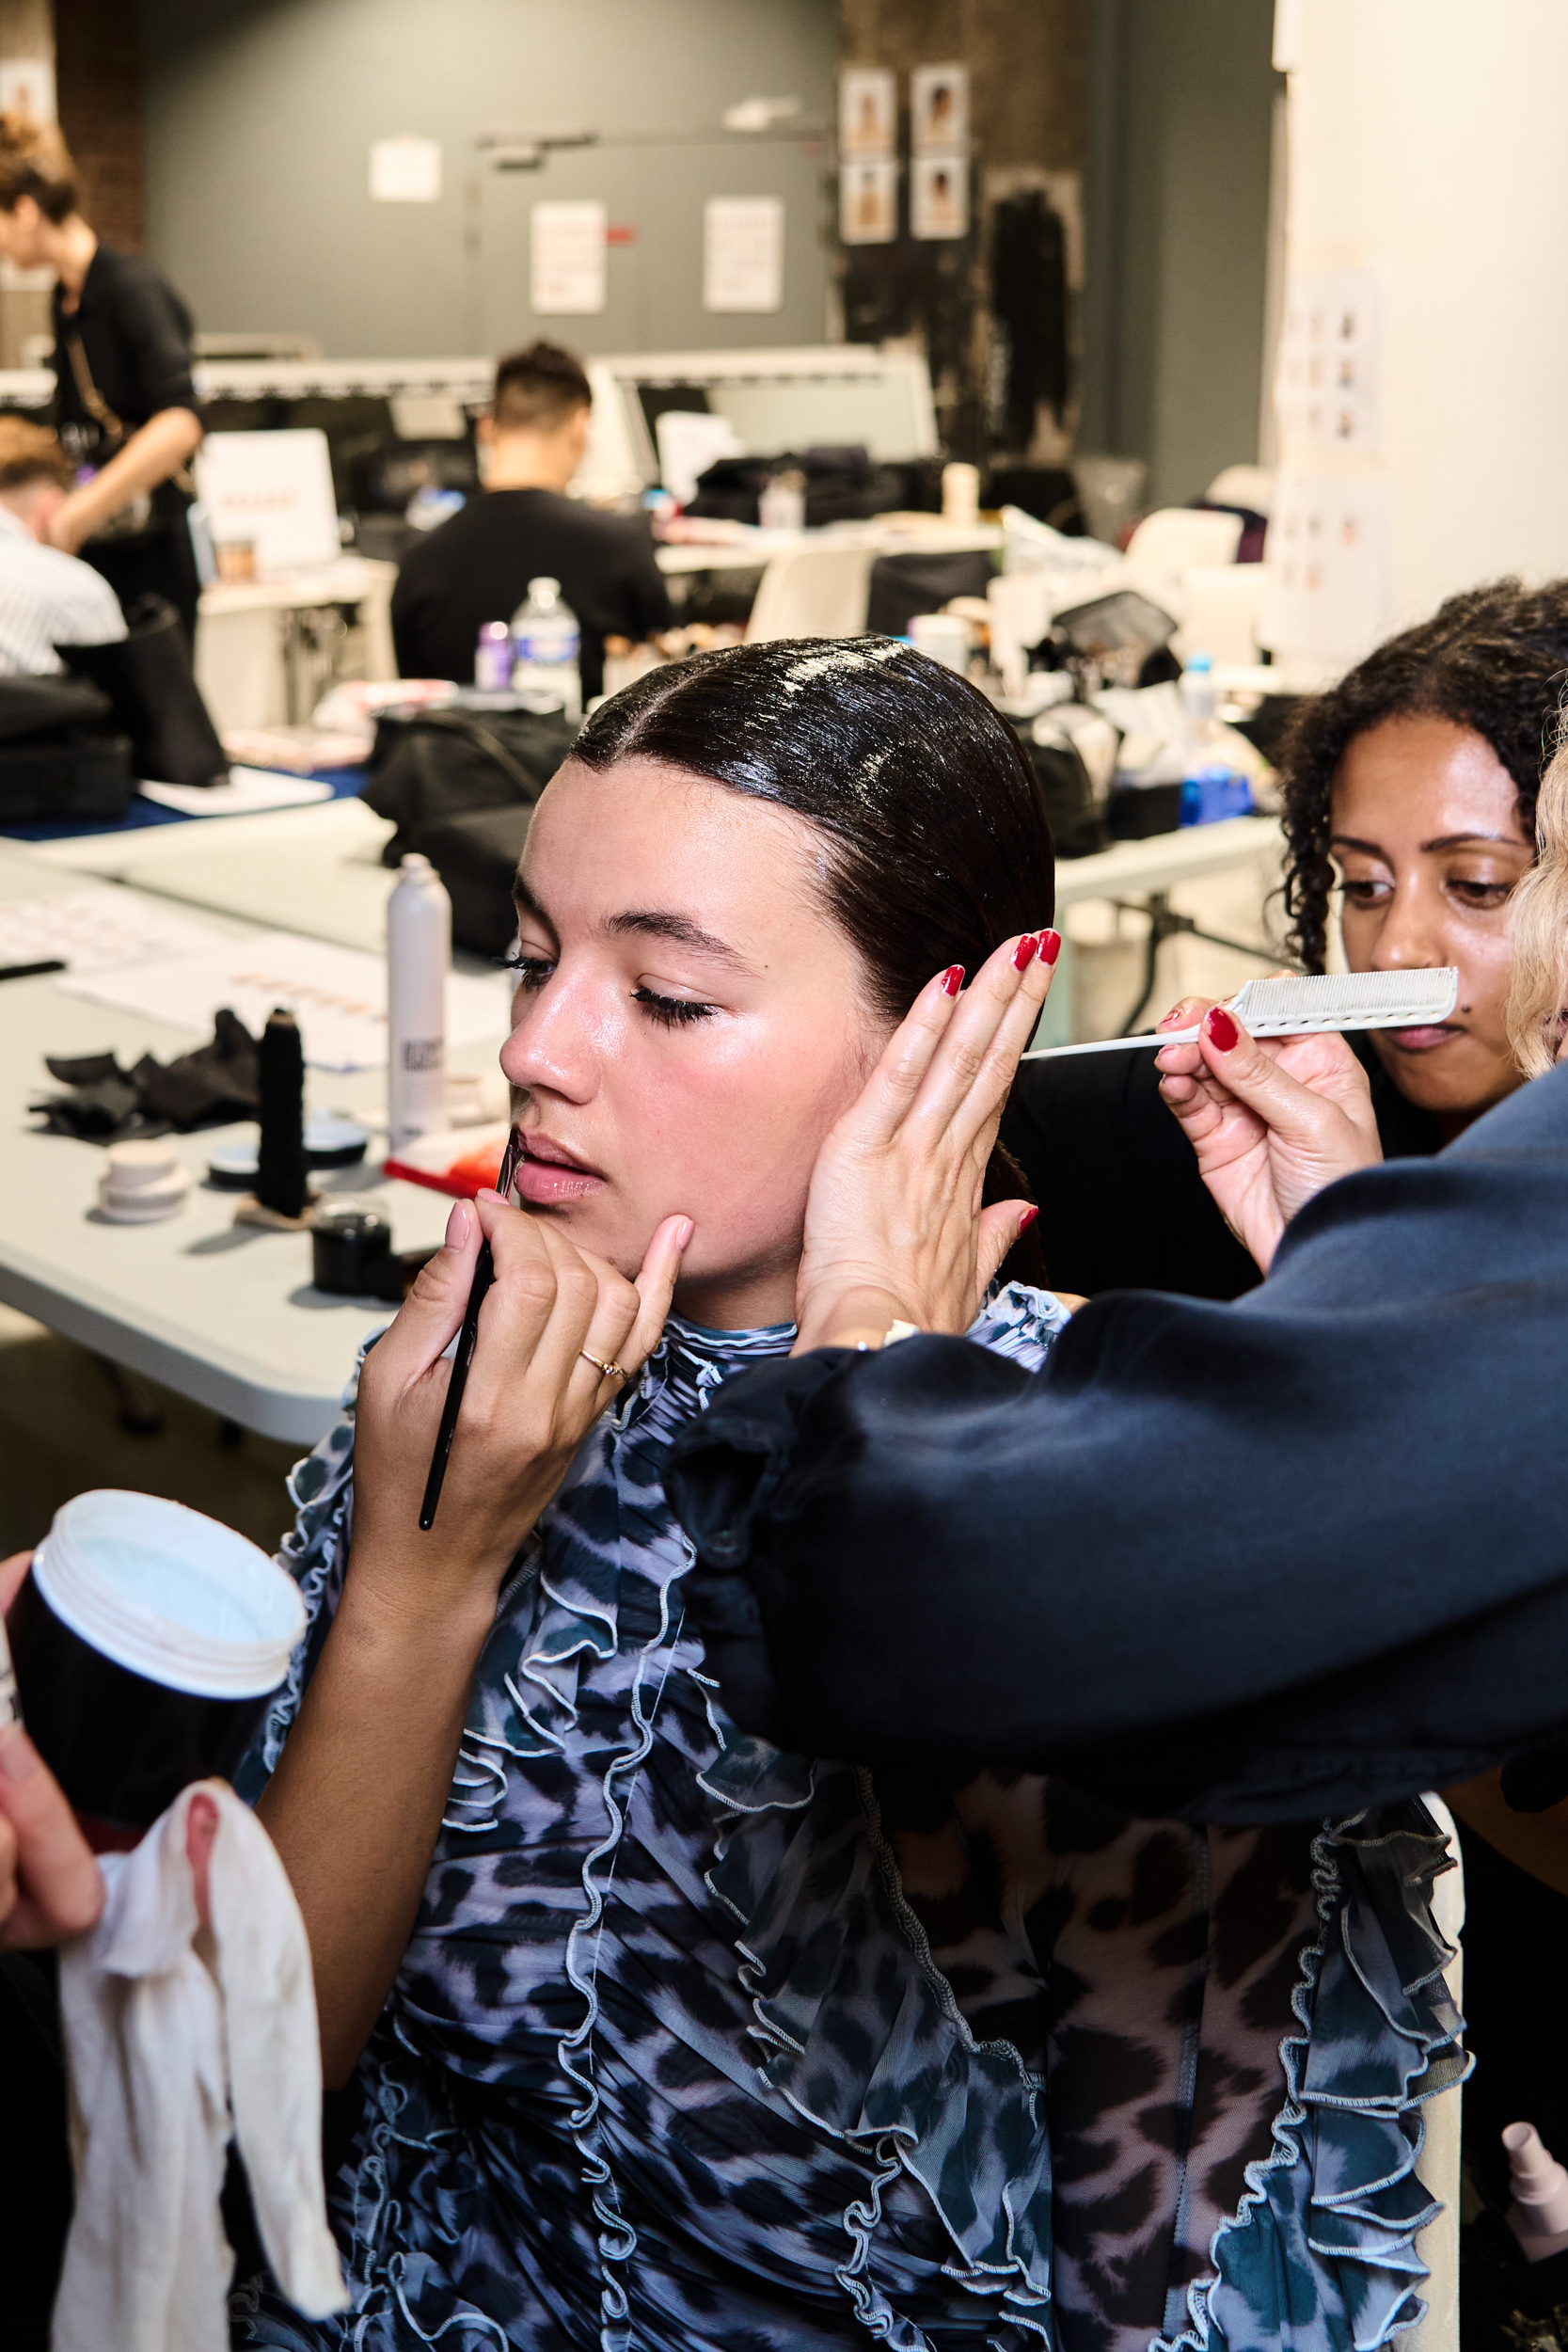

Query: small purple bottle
[[474, 620, 513, 691]]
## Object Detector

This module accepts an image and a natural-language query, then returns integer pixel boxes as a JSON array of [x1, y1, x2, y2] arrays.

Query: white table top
[[655, 520, 1003, 576], [0, 845, 506, 1446], [199, 556, 397, 617], [1053, 814, 1282, 908]]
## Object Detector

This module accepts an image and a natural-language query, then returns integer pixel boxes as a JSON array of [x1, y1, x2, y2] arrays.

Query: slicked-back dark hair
[[1279, 579, 1568, 970], [572, 638, 1054, 1026]]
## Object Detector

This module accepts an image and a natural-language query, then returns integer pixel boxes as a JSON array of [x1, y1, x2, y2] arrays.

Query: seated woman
[[235, 643, 1462, 2352], [1010, 576, 1568, 1299]]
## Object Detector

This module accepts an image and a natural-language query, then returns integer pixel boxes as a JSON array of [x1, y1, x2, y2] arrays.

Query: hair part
[[1277, 578, 1568, 969], [0, 417, 71, 495], [0, 109, 78, 223], [492, 341, 592, 436]]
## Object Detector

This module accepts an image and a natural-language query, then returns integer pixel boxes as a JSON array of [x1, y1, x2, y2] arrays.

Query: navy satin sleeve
[[666, 1062, 1568, 1823]]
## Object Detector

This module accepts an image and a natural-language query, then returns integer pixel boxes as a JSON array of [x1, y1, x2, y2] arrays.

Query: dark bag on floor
[[362, 699, 575, 951], [58, 595, 229, 787], [0, 673, 133, 822]]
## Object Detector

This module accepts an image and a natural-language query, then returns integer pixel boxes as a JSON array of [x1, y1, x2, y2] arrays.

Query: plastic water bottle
[[474, 620, 512, 691], [511, 576, 582, 721], [387, 853, 450, 1155], [1178, 651, 1253, 827]]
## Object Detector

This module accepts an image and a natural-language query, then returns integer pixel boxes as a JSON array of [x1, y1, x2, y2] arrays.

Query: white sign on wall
[[1274, 270, 1381, 453], [531, 201, 607, 315], [369, 136, 442, 204], [194, 429, 341, 575], [1261, 469, 1388, 660], [839, 68, 895, 159], [704, 197, 784, 313], [0, 59, 55, 122]]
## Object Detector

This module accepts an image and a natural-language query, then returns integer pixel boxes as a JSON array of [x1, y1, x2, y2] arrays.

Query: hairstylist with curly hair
[[1008, 577, 1568, 1300]]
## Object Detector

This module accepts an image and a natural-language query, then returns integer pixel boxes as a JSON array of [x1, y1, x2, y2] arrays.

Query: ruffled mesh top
[[233, 1288, 1465, 2352]]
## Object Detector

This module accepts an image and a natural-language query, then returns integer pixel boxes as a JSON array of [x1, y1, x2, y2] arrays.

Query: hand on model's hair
[[793, 930, 1059, 1353], [350, 1192, 691, 1607], [0, 1551, 104, 1949], [1154, 991, 1382, 1273]]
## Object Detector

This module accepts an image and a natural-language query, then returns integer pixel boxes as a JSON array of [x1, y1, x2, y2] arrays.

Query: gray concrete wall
[[138, 0, 838, 358], [1081, 0, 1279, 507]]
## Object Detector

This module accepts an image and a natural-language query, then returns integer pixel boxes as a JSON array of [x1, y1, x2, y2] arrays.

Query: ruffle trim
[[702, 1728, 1054, 2347], [1159, 1801, 1470, 2352]]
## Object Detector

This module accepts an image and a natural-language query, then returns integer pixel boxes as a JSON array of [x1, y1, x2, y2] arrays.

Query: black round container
[[10, 1490, 304, 1843]]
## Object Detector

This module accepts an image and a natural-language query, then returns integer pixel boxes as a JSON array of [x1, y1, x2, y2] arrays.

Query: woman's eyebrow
[[605, 909, 753, 969]]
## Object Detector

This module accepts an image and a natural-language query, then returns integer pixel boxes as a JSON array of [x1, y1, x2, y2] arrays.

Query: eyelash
[[501, 952, 717, 1027], [1339, 878, 1514, 909]]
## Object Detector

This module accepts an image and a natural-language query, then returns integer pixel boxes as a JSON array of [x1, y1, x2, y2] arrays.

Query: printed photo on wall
[[840, 159, 897, 245], [839, 67, 895, 159], [911, 154, 968, 241], [911, 63, 969, 154]]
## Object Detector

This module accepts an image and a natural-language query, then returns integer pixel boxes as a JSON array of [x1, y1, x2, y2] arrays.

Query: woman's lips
[[1387, 1024, 1462, 1052], [514, 1133, 606, 1205]]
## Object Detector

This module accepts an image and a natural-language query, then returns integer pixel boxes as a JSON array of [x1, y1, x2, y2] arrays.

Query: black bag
[[58, 596, 229, 787], [865, 551, 995, 639], [0, 673, 133, 822], [361, 699, 575, 951], [1019, 725, 1107, 860], [687, 445, 907, 530]]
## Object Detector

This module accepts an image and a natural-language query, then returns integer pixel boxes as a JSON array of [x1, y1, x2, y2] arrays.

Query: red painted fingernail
[[1013, 934, 1038, 971], [1018, 1204, 1038, 1232], [1205, 1006, 1238, 1051], [1038, 929, 1062, 967], [942, 965, 964, 996]]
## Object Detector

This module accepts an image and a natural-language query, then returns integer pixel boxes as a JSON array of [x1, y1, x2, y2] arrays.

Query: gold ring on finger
[[580, 1349, 627, 1383]]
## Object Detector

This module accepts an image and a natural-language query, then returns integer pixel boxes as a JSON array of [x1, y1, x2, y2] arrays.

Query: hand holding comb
[[1022, 967, 1460, 1060]]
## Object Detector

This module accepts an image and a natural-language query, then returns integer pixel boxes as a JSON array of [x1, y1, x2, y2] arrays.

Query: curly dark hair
[[1278, 579, 1568, 969]]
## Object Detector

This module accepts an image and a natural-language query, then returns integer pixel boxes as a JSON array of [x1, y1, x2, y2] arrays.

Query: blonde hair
[[1507, 711, 1568, 1078], [0, 109, 77, 222]]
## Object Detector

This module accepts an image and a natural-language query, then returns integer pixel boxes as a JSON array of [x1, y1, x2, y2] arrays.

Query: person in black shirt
[[1011, 577, 1568, 1303], [391, 341, 671, 699], [0, 111, 203, 645]]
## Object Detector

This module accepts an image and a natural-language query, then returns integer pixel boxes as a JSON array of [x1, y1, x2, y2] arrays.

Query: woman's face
[[499, 755, 889, 1329], [1330, 715, 1535, 1130]]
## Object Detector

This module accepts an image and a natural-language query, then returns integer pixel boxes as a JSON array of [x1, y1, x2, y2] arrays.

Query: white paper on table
[[654, 412, 743, 508], [60, 932, 513, 1072], [369, 136, 442, 203], [138, 770, 335, 818], [531, 201, 607, 315], [704, 199, 784, 313], [1, 886, 229, 975]]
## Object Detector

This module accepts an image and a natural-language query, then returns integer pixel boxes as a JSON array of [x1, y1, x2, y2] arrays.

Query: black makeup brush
[[255, 1008, 309, 1220], [419, 1126, 522, 1532]]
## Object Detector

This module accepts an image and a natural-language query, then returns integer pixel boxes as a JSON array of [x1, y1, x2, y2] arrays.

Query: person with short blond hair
[[0, 415, 124, 673]]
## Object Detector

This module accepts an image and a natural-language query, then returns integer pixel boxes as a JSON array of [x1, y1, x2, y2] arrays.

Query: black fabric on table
[[665, 1058, 1568, 1823], [390, 489, 672, 701], [51, 245, 201, 644], [1007, 1027, 1449, 1303]]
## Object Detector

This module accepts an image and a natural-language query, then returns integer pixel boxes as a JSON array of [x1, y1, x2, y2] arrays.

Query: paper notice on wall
[[704, 198, 784, 313], [911, 156, 968, 241], [369, 136, 442, 203], [1274, 270, 1381, 453], [840, 160, 897, 246], [531, 201, 607, 315], [1260, 471, 1388, 661], [0, 59, 55, 122], [839, 67, 895, 158]]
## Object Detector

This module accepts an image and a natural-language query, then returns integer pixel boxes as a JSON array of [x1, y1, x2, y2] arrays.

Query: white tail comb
[[1023, 966, 1460, 1059]]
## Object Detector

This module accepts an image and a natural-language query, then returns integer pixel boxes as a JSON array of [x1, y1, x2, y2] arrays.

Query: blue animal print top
[[233, 1289, 1466, 2352]]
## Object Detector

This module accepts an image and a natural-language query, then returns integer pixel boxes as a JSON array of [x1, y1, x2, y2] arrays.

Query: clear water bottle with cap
[[511, 576, 582, 721], [1178, 650, 1253, 827], [387, 852, 450, 1154]]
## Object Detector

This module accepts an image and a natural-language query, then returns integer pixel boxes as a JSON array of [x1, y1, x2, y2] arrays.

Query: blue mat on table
[[0, 766, 369, 843]]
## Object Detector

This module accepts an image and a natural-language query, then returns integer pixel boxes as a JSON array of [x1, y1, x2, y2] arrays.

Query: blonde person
[[0, 111, 203, 644]]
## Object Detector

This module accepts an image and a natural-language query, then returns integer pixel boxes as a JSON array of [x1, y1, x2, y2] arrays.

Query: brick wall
[[56, 0, 145, 252]]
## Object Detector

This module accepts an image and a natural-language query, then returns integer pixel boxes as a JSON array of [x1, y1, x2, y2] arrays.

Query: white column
[[1264, 0, 1568, 669]]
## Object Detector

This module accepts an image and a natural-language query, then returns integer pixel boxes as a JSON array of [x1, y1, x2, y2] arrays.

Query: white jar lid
[[32, 1489, 305, 1698]]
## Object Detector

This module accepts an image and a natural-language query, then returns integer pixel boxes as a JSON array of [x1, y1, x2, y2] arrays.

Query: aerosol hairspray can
[[387, 853, 450, 1153]]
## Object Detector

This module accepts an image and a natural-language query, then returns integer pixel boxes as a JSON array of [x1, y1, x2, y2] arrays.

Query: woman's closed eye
[[502, 950, 716, 1027], [504, 951, 555, 990]]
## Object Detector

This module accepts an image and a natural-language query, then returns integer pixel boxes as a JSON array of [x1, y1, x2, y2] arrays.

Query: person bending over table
[[1010, 577, 1565, 1299], [0, 110, 203, 645], [234, 643, 1462, 2352], [390, 340, 672, 702], [0, 418, 125, 675]]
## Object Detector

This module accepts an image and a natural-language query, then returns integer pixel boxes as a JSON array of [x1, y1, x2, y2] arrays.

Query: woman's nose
[[499, 977, 596, 1101], [1370, 878, 1446, 970]]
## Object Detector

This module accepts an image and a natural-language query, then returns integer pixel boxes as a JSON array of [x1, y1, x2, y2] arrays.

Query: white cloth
[[0, 501, 126, 675], [53, 1780, 346, 2352]]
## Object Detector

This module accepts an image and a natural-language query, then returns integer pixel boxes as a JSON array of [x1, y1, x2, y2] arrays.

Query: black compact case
[[9, 1570, 276, 1840]]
